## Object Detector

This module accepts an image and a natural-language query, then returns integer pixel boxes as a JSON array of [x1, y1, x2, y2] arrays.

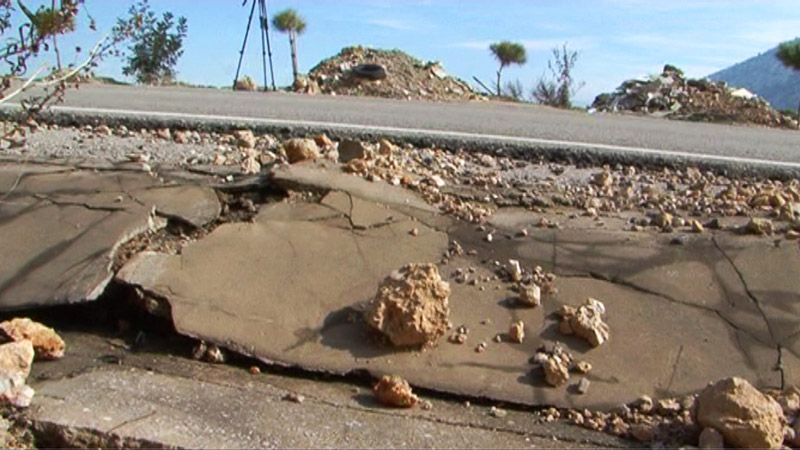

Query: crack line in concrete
[[107, 410, 157, 433], [33, 194, 128, 212]]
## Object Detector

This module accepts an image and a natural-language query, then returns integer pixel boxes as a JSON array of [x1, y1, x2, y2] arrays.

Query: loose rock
[[0, 340, 35, 407], [532, 344, 573, 387], [518, 284, 541, 307], [233, 130, 256, 149], [364, 263, 451, 348], [373, 375, 418, 408], [697, 377, 785, 449], [558, 298, 610, 347], [338, 139, 369, 162], [0, 318, 65, 360], [508, 321, 525, 344], [283, 138, 321, 164]]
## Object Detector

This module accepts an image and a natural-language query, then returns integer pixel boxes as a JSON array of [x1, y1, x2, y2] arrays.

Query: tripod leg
[[261, 0, 277, 91], [233, 0, 257, 90], [258, 0, 269, 92]]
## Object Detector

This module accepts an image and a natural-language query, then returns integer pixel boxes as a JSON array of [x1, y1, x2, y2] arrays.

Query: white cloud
[[366, 18, 416, 31]]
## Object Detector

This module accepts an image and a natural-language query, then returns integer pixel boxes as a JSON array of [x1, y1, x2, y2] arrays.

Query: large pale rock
[[697, 377, 785, 449], [0, 318, 65, 360], [558, 298, 610, 347], [0, 340, 35, 407], [283, 138, 320, 164], [364, 263, 450, 348]]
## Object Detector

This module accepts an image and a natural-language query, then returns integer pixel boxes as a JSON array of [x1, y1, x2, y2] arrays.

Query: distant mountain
[[708, 45, 800, 112]]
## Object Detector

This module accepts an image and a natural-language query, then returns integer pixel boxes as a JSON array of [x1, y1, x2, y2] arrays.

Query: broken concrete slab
[[0, 163, 220, 311], [26, 330, 632, 449], [119, 196, 797, 410]]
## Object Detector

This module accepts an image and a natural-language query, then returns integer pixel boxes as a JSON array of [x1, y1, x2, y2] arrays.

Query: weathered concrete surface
[[0, 163, 220, 310], [121, 196, 800, 410], [27, 331, 628, 449]]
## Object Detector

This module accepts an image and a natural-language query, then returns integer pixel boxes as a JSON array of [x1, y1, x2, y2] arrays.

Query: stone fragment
[[313, 134, 334, 149], [508, 259, 523, 282], [576, 378, 591, 395], [518, 284, 541, 307], [233, 130, 256, 149], [652, 211, 674, 229], [574, 361, 592, 374], [338, 139, 369, 162], [240, 152, 261, 175], [283, 138, 320, 164], [633, 395, 654, 412], [364, 264, 451, 348], [173, 130, 189, 144], [0, 340, 35, 407], [508, 321, 525, 344], [744, 217, 774, 236], [592, 171, 614, 188], [533, 344, 572, 387], [0, 318, 65, 360], [558, 298, 610, 347], [698, 427, 725, 449], [697, 377, 785, 449], [489, 406, 507, 418], [155, 128, 171, 140], [373, 375, 418, 408], [691, 220, 705, 233]]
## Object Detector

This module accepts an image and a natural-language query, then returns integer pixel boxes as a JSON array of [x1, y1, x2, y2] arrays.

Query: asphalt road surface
[[15, 84, 800, 171]]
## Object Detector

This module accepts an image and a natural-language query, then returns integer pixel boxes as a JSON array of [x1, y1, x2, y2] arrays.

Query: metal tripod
[[233, 0, 276, 91]]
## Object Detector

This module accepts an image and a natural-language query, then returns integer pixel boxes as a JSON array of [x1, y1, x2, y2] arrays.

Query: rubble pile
[[592, 65, 799, 129], [307, 46, 481, 102], [364, 263, 451, 348]]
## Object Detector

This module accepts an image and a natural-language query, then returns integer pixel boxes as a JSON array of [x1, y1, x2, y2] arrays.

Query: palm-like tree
[[272, 8, 306, 84], [489, 41, 527, 96]]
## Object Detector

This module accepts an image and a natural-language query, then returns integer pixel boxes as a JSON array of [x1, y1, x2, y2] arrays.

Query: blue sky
[[13, 0, 800, 104]]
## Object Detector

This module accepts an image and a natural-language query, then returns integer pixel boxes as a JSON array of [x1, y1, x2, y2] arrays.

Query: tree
[[0, 1, 138, 117], [532, 43, 583, 109], [489, 41, 527, 96], [121, 0, 187, 85], [272, 8, 307, 84], [777, 38, 800, 116]]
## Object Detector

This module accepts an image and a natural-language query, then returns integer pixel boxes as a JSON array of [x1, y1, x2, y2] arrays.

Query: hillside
[[709, 45, 800, 112]]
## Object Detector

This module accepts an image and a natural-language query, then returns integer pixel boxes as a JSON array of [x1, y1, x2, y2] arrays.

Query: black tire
[[351, 64, 387, 81]]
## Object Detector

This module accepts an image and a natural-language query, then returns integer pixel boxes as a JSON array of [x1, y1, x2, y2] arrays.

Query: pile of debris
[[592, 65, 799, 129], [306, 46, 481, 102]]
